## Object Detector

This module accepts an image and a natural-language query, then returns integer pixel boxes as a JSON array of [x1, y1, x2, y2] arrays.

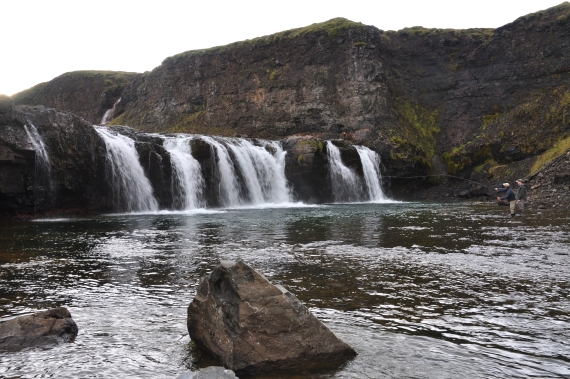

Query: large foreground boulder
[[0, 307, 78, 351], [187, 260, 356, 376]]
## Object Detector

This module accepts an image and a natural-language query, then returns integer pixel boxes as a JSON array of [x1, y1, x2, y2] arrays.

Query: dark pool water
[[0, 202, 569, 378]]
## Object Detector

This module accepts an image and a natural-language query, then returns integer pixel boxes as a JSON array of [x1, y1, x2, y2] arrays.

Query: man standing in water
[[515, 179, 527, 216], [494, 183, 516, 217]]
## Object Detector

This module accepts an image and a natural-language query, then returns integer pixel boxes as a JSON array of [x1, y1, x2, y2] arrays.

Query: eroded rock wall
[[0, 96, 110, 218]]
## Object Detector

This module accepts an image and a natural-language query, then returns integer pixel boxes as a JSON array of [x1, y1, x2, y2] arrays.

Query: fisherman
[[494, 183, 516, 217], [515, 179, 527, 216]]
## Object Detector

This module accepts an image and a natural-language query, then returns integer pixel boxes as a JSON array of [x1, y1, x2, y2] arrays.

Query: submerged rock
[[187, 260, 356, 376], [0, 307, 79, 351], [176, 366, 237, 379]]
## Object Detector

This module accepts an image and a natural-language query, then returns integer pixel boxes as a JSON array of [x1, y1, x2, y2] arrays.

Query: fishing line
[[382, 174, 496, 191]]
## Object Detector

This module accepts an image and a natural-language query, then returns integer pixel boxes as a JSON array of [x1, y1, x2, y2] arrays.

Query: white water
[[355, 145, 387, 202], [96, 127, 158, 212], [24, 122, 52, 195], [162, 136, 204, 210], [199, 136, 242, 206], [326, 142, 361, 202], [93, 128, 387, 210], [225, 139, 291, 205], [200, 136, 292, 207], [100, 98, 121, 125]]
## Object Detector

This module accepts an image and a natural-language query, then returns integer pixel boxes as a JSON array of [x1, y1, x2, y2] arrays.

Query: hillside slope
[[13, 71, 140, 124]]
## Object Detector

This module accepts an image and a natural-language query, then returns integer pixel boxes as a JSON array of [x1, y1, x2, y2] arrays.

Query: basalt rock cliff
[[0, 95, 110, 217], [10, 3, 570, 198]]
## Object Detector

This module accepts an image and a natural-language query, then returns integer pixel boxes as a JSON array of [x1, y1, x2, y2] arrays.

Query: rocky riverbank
[[404, 150, 570, 210], [527, 151, 570, 209]]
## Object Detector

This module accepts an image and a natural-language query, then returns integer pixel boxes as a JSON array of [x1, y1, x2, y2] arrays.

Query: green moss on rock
[[391, 99, 440, 169]]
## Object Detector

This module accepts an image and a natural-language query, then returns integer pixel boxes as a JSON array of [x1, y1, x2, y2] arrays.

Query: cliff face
[[10, 4, 570, 191], [0, 96, 111, 217]]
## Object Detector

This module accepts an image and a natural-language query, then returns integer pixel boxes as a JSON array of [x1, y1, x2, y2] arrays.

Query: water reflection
[[0, 203, 569, 378]]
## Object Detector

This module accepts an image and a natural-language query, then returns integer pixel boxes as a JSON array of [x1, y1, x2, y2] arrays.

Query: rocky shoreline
[[405, 150, 570, 210]]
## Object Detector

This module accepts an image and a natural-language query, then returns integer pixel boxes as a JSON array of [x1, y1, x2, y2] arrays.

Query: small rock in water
[[187, 260, 356, 376], [0, 307, 78, 351], [176, 366, 237, 379]]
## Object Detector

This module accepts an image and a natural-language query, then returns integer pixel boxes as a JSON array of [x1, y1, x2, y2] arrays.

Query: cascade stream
[[100, 98, 121, 125], [24, 122, 52, 199], [96, 127, 159, 212], [326, 141, 387, 203], [356, 145, 387, 202], [163, 135, 204, 210]]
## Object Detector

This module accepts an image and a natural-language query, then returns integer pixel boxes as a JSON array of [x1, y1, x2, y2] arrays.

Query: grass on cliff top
[[57, 70, 139, 79], [391, 26, 494, 41], [530, 134, 570, 176], [514, 2, 570, 27], [163, 18, 367, 64], [12, 70, 139, 102]]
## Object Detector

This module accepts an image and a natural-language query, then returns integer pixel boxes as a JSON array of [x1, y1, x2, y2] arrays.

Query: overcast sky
[[2, 0, 565, 96]]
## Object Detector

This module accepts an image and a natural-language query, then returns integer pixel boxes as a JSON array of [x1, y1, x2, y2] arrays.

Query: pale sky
[[2, 0, 565, 96]]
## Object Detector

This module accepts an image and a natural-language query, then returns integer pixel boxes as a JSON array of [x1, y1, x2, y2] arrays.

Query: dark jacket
[[516, 184, 527, 200], [498, 187, 516, 202]]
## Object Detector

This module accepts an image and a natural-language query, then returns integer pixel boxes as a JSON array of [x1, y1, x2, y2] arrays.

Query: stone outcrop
[[187, 260, 356, 376], [0, 307, 78, 351], [0, 97, 111, 218], [526, 151, 570, 209], [12, 71, 140, 125]]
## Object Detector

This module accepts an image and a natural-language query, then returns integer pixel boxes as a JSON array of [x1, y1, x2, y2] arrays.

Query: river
[[1, 201, 569, 378]]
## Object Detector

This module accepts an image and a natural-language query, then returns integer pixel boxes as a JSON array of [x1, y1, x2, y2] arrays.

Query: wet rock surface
[[0, 307, 78, 352], [187, 260, 356, 376]]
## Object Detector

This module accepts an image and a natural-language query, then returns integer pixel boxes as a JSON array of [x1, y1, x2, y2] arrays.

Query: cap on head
[[517, 179, 524, 183], [503, 183, 510, 187]]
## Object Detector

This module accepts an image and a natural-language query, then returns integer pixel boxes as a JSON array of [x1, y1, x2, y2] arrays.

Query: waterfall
[[162, 135, 204, 209], [355, 145, 387, 202], [100, 98, 121, 125], [24, 122, 52, 197], [226, 139, 291, 205], [200, 136, 291, 207], [96, 127, 158, 212], [326, 142, 362, 202], [199, 136, 242, 206]]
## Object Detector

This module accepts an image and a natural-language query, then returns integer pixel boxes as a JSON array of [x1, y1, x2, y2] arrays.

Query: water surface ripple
[[0, 202, 569, 378]]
